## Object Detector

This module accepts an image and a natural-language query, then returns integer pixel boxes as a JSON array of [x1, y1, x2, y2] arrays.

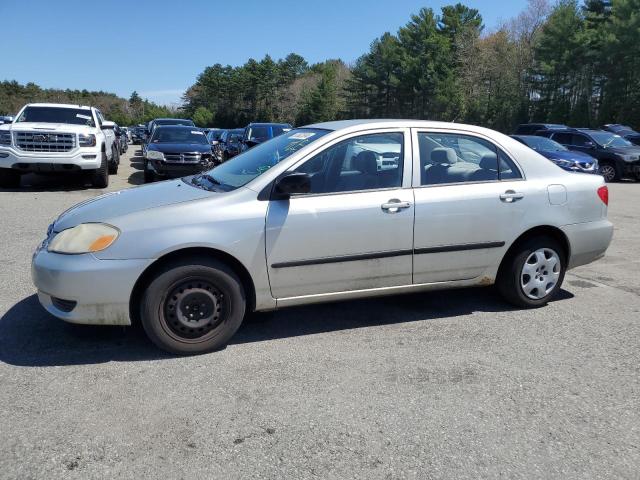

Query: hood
[[54, 179, 213, 231], [147, 142, 212, 154], [7, 122, 94, 133], [540, 149, 596, 164], [606, 145, 640, 157]]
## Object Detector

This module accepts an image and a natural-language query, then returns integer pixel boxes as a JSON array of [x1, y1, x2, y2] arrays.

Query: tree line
[[0, 81, 173, 126], [183, 0, 640, 132]]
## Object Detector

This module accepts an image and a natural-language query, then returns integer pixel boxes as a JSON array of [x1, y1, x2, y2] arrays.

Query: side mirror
[[273, 172, 312, 199], [245, 139, 259, 148], [101, 121, 116, 130], [584, 141, 595, 149]]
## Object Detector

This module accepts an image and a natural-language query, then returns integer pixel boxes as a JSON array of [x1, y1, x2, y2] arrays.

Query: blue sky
[[1, 0, 529, 106]]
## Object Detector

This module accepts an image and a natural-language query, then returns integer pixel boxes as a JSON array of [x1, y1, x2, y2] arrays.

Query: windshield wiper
[[202, 174, 222, 185]]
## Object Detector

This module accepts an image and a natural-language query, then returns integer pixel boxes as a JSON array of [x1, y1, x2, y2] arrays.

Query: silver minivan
[[32, 120, 613, 354]]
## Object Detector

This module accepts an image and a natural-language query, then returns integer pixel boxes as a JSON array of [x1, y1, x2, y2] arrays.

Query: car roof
[[247, 122, 291, 127], [153, 118, 193, 122], [26, 103, 92, 110], [153, 124, 198, 130]]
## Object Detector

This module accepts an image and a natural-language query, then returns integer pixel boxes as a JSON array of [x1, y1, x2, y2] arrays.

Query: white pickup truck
[[0, 103, 120, 188]]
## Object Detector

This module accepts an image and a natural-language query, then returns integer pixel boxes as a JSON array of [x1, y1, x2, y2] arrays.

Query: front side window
[[552, 133, 572, 145], [16, 106, 96, 127], [418, 132, 521, 185], [293, 132, 404, 194]]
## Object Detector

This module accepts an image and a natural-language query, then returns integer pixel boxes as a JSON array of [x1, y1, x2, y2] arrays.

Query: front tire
[[0, 169, 21, 188], [143, 159, 155, 183], [140, 259, 246, 355], [599, 161, 620, 183], [90, 152, 109, 188], [109, 146, 119, 174], [497, 236, 566, 308]]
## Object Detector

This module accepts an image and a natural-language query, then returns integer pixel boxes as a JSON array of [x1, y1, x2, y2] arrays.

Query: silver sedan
[[32, 120, 613, 354]]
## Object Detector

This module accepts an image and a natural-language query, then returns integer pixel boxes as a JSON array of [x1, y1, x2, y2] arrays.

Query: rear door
[[411, 129, 530, 284], [265, 129, 414, 299]]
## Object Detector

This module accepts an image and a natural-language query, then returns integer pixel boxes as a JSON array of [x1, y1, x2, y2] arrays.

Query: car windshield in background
[[207, 130, 223, 141], [155, 119, 194, 127], [151, 127, 208, 144], [15, 106, 95, 126], [190, 128, 329, 191], [590, 131, 633, 148], [522, 136, 567, 152]]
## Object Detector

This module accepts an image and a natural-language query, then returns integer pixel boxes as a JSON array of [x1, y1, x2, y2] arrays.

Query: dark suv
[[142, 118, 195, 156], [514, 123, 568, 135], [218, 128, 244, 161], [240, 122, 292, 152], [602, 124, 640, 147], [535, 128, 640, 182]]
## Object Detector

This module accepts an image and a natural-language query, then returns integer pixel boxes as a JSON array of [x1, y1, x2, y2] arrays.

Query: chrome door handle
[[499, 190, 524, 203], [381, 199, 412, 213]]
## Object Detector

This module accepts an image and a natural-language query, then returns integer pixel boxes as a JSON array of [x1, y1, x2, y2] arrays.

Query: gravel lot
[[0, 147, 638, 479]]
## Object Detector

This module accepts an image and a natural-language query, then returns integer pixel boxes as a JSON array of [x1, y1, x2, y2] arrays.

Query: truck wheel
[[140, 258, 246, 355], [91, 152, 109, 188], [599, 161, 620, 182], [109, 146, 119, 174], [497, 236, 566, 308], [0, 169, 21, 188]]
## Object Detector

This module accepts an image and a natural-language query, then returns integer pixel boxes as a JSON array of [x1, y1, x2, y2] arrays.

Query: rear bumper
[[31, 249, 153, 325], [562, 219, 613, 269], [0, 146, 102, 171]]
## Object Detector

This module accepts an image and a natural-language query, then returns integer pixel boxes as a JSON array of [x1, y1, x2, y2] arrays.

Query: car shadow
[[0, 288, 573, 367], [0, 173, 95, 192]]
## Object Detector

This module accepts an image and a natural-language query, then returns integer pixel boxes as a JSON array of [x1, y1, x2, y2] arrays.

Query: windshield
[[590, 131, 633, 148], [207, 130, 223, 141], [16, 106, 95, 126], [151, 127, 208, 144], [520, 135, 567, 152], [189, 128, 329, 191]]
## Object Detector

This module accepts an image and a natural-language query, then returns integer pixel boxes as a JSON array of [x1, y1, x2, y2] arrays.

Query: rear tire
[[109, 146, 119, 174], [497, 236, 566, 308], [90, 152, 109, 188], [0, 169, 21, 188], [140, 258, 246, 355], [599, 161, 620, 182]]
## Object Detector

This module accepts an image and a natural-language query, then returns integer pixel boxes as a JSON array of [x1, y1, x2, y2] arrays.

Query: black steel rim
[[162, 278, 226, 342]]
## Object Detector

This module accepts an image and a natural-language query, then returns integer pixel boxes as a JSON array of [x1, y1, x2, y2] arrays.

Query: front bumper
[[0, 146, 102, 172], [562, 218, 614, 270], [31, 248, 153, 325], [147, 160, 210, 178]]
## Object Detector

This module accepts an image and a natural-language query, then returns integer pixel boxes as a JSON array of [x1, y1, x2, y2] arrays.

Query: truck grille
[[164, 152, 201, 163], [15, 132, 76, 152]]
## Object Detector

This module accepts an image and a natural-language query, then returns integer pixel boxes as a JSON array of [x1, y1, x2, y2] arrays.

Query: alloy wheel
[[599, 164, 616, 182]]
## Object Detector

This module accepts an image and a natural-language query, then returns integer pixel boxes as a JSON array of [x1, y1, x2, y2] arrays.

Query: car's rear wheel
[[497, 236, 566, 308], [140, 259, 246, 355], [90, 152, 109, 188], [0, 169, 21, 188], [599, 161, 619, 182]]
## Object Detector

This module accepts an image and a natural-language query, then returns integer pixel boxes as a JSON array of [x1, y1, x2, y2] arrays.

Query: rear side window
[[418, 132, 521, 185]]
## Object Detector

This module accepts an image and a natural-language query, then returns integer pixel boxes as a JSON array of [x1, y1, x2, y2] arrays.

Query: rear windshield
[[151, 127, 208, 144], [16, 106, 95, 127]]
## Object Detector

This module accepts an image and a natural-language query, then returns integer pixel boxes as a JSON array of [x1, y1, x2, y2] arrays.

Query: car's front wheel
[[497, 236, 566, 308], [90, 152, 109, 188], [140, 259, 246, 355]]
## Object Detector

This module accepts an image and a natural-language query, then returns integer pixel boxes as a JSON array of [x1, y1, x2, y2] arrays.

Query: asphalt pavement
[[0, 147, 638, 479]]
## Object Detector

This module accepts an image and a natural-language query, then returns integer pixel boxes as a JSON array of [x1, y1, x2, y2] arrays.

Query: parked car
[[602, 124, 640, 146], [32, 119, 613, 354], [142, 118, 195, 156], [218, 128, 244, 161], [206, 129, 224, 162], [143, 125, 214, 182], [240, 122, 292, 152], [511, 135, 598, 174], [514, 123, 568, 135], [114, 125, 128, 155], [0, 115, 13, 125], [0, 103, 119, 188], [535, 128, 640, 182]]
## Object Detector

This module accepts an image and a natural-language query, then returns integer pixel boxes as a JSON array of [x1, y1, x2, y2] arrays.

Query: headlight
[[0, 130, 11, 146], [146, 150, 164, 161], [553, 159, 573, 167], [48, 223, 119, 254], [78, 133, 96, 147]]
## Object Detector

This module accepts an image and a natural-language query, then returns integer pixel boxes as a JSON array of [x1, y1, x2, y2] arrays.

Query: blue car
[[511, 135, 599, 174]]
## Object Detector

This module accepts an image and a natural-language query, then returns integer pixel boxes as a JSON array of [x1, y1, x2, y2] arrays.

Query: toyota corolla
[[32, 120, 613, 354]]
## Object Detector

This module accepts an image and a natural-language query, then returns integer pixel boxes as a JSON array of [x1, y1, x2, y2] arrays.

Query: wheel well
[[498, 225, 571, 277], [129, 247, 257, 326]]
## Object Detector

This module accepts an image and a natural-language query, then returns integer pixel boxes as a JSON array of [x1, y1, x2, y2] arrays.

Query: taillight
[[597, 185, 608, 206]]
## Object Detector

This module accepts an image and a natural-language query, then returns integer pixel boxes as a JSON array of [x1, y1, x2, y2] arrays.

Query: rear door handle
[[381, 199, 412, 213], [499, 190, 524, 203]]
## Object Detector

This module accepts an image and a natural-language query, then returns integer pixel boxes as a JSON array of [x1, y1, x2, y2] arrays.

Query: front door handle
[[381, 199, 412, 213], [500, 190, 524, 203]]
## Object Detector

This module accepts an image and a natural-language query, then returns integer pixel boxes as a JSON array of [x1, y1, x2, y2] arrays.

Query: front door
[[265, 129, 414, 299]]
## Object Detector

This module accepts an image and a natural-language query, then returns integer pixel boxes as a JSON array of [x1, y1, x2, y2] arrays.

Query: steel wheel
[[161, 278, 227, 343], [599, 164, 616, 182], [520, 248, 561, 300]]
